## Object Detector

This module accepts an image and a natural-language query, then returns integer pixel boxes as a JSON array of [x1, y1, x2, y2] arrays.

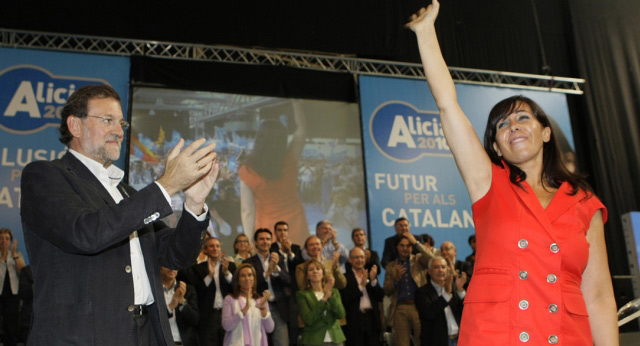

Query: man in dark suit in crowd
[[270, 221, 304, 346], [341, 247, 384, 346], [21, 84, 218, 346], [160, 267, 199, 346], [180, 237, 235, 346], [415, 256, 466, 346], [270, 221, 304, 277], [245, 228, 291, 346]]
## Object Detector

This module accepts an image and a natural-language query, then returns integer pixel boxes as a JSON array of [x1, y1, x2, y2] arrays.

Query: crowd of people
[[110, 217, 473, 346]]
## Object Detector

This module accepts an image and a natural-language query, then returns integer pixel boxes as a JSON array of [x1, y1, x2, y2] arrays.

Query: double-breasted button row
[[518, 240, 529, 282], [516, 240, 560, 344], [518, 239, 560, 253], [519, 332, 559, 343], [517, 301, 559, 313]]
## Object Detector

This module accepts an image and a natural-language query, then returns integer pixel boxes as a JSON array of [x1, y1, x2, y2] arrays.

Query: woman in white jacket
[[222, 263, 274, 346]]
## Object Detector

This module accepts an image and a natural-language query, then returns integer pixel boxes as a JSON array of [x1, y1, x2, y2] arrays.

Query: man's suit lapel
[[61, 153, 118, 205]]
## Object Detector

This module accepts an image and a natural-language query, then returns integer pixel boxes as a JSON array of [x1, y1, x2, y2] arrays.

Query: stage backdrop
[[129, 87, 366, 254], [0, 47, 130, 263], [359, 75, 575, 270]]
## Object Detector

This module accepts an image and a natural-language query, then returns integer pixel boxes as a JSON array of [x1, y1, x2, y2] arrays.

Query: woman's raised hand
[[406, 0, 440, 33]]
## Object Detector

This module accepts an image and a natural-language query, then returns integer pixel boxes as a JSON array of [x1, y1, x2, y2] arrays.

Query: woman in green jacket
[[296, 259, 346, 346]]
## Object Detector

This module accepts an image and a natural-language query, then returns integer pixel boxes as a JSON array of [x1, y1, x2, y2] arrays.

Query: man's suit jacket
[[20, 153, 208, 346], [415, 279, 464, 346], [270, 242, 304, 279], [179, 260, 236, 329], [383, 242, 433, 326], [169, 283, 200, 346], [340, 268, 384, 342], [381, 235, 401, 269], [243, 253, 291, 322]]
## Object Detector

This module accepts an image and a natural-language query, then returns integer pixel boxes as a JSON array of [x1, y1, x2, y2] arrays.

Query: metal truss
[[1, 28, 584, 94]]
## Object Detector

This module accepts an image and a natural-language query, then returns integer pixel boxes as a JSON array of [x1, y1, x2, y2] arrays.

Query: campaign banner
[[359, 75, 574, 266], [0, 47, 130, 263]]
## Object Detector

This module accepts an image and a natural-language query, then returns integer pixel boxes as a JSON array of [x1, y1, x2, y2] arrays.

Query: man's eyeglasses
[[87, 115, 130, 130]]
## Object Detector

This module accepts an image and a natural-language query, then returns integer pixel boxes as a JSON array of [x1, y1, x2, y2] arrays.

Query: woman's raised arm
[[407, 0, 492, 202]]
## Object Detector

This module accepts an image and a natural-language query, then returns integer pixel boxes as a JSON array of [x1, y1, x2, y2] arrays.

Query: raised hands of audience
[[169, 281, 187, 310], [444, 267, 454, 294], [281, 239, 292, 255], [266, 252, 280, 277], [323, 275, 335, 301], [331, 251, 340, 270], [360, 269, 369, 287], [221, 256, 230, 276], [259, 290, 271, 316], [403, 231, 417, 245], [456, 272, 468, 293], [370, 264, 378, 281]]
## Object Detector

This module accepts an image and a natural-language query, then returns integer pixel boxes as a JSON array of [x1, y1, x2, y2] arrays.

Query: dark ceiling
[[1, 0, 577, 77]]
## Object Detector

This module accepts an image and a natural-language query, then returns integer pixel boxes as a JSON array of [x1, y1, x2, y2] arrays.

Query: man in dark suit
[[415, 256, 466, 346], [160, 267, 199, 346], [341, 247, 384, 346], [270, 221, 304, 276], [270, 221, 304, 346], [245, 228, 291, 346], [180, 237, 235, 346], [20, 84, 219, 346]]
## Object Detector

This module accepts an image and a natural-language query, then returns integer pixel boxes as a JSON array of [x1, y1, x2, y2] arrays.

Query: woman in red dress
[[406, 1, 618, 344]]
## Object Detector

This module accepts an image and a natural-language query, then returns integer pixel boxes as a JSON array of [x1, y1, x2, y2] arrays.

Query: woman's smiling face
[[492, 102, 551, 167]]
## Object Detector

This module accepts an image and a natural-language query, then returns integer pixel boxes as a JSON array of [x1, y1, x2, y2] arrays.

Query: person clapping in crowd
[[415, 256, 466, 346], [296, 260, 346, 346], [341, 248, 383, 346], [160, 266, 199, 346], [0, 228, 24, 346], [233, 234, 254, 265], [222, 264, 274, 346]]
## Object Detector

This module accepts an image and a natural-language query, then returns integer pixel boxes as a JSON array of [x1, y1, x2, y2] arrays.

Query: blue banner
[[360, 75, 574, 269], [0, 47, 130, 263]]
